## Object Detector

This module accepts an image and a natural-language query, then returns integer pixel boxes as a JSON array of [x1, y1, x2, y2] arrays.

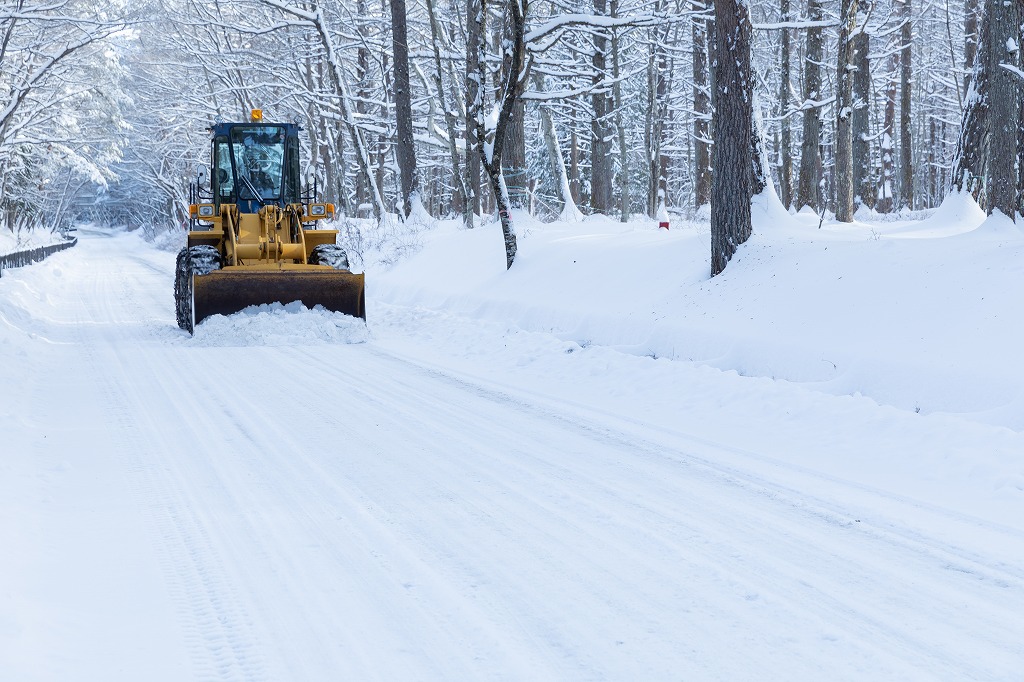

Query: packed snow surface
[[2, 196, 1023, 680]]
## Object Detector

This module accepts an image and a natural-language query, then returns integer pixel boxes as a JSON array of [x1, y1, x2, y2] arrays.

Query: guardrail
[[0, 237, 78, 277]]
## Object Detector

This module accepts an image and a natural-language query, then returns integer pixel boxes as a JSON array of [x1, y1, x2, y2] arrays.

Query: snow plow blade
[[193, 269, 365, 327]]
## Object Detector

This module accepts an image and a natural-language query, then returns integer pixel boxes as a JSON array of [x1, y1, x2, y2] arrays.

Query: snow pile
[[372, 190, 1024, 431], [0, 225, 69, 256], [187, 302, 369, 347]]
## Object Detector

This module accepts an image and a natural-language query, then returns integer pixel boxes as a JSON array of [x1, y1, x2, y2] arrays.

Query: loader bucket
[[192, 269, 365, 328]]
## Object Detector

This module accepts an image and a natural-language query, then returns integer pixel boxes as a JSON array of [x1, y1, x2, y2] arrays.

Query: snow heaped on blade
[[2, 207, 1023, 681], [184, 302, 371, 347]]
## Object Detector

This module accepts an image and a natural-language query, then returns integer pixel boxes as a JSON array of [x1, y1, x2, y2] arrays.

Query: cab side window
[[213, 138, 234, 202]]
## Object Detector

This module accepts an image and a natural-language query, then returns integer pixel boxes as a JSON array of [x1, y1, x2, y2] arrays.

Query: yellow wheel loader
[[175, 110, 365, 334]]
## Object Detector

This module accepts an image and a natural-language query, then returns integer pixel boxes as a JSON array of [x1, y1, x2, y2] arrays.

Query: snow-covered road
[[3, 228, 1024, 680]]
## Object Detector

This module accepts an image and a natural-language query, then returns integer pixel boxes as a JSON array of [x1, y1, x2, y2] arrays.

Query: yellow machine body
[[186, 204, 364, 327]]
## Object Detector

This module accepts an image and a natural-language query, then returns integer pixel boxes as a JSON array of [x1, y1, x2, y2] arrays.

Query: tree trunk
[[751, 94, 768, 195], [796, 0, 824, 213], [505, 99, 528, 209], [711, 0, 753, 276], [611, 0, 629, 222], [952, 0, 987, 202], [693, 2, 712, 209], [476, 0, 527, 268], [591, 0, 613, 214], [835, 0, 861, 223], [878, 48, 898, 212], [778, 0, 793, 208], [390, 0, 418, 218], [570, 128, 581, 206], [982, 0, 1021, 217], [355, 0, 372, 213], [503, 5, 528, 211], [898, 0, 913, 210], [466, 0, 484, 223], [852, 30, 872, 209], [646, 19, 670, 218], [965, 0, 979, 92]]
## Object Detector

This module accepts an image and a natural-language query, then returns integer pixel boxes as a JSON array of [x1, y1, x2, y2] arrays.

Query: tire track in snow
[[29, 230, 1024, 680], [71, 237, 272, 682], [293, 344, 1024, 679]]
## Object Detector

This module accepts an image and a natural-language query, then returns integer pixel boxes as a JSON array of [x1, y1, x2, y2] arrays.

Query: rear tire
[[309, 244, 350, 270], [174, 245, 222, 333]]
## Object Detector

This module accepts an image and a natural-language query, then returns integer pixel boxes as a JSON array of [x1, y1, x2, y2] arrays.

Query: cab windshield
[[227, 126, 286, 201]]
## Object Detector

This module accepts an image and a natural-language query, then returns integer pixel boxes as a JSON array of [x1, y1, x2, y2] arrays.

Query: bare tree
[[473, 0, 528, 268]]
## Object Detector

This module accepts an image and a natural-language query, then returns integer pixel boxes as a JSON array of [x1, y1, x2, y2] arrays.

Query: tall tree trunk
[[929, 117, 938, 204], [982, 0, 1021, 217], [466, 0, 484, 223], [390, 0, 418, 218], [952, 5, 987, 202], [778, 0, 793, 208], [711, 0, 753, 276], [355, 0, 372, 214], [965, 0, 980, 92], [591, 0, 613, 214], [611, 0, 629, 222], [835, 0, 861, 223], [505, 100, 528, 209], [504, 6, 528, 211], [570, 128, 581, 206], [646, 18, 670, 218], [796, 0, 824, 213], [693, 2, 712, 209], [899, 0, 913, 210], [751, 94, 769, 195], [852, 30, 873, 209], [878, 49, 898, 212]]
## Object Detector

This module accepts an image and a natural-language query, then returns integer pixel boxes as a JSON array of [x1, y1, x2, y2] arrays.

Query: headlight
[[198, 204, 215, 218], [309, 204, 327, 217]]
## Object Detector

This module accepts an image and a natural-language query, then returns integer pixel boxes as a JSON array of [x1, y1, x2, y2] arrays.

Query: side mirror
[[197, 165, 209, 186]]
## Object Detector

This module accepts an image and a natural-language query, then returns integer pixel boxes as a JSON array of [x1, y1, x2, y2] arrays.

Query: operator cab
[[210, 119, 300, 213]]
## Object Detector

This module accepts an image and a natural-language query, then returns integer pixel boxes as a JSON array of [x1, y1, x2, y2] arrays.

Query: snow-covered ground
[[2, 197, 1023, 680]]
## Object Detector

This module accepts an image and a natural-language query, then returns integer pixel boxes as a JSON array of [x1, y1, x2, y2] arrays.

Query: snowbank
[[0, 225, 69, 257], [372, 193, 1023, 431]]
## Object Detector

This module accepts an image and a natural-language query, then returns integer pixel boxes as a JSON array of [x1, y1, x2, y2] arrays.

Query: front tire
[[309, 244, 350, 270], [174, 245, 222, 333]]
